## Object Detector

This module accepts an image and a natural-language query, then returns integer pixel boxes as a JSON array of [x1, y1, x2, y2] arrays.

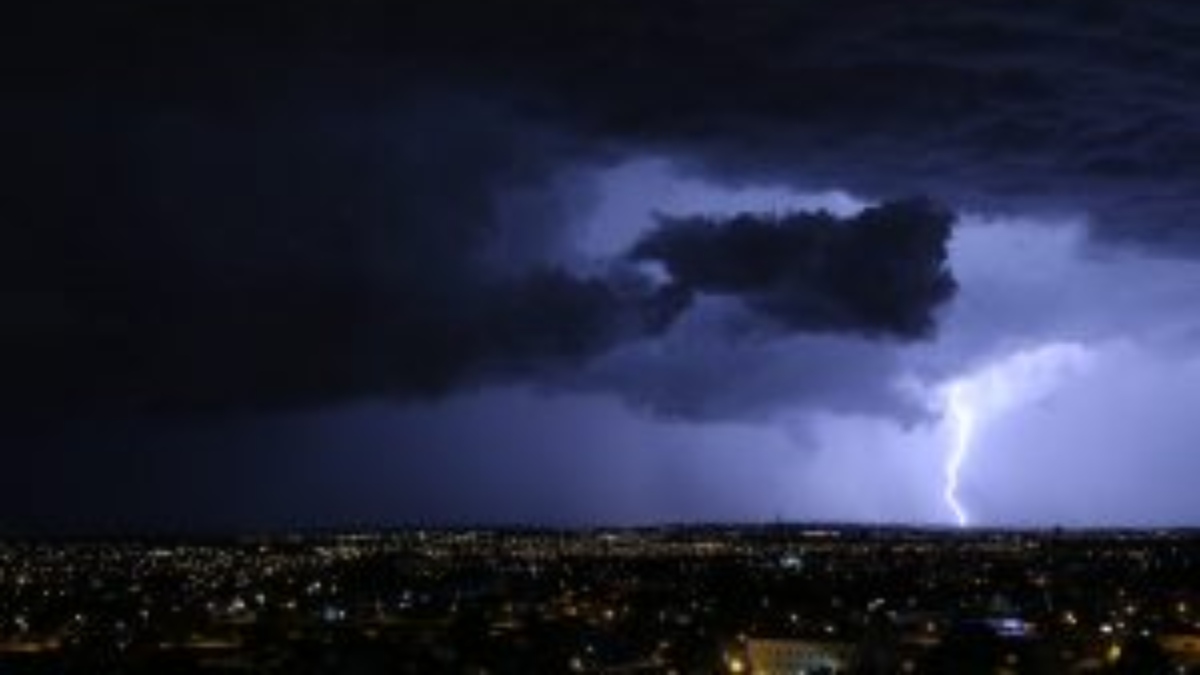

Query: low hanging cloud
[[3, 183, 955, 423], [631, 198, 957, 339], [550, 197, 957, 422]]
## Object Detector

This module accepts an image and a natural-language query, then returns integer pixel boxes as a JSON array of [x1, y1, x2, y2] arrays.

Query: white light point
[[937, 342, 1095, 528]]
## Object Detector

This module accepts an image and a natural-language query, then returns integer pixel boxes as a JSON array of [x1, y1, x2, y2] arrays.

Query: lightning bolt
[[934, 342, 1095, 529], [943, 382, 974, 527]]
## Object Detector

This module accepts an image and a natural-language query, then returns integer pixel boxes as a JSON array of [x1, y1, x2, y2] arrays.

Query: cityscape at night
[[8, 0, 1200, 671], [1, 528, 1199, 673]]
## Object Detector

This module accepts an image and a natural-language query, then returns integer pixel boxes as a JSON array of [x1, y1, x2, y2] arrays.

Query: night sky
[[6, 0, 1200, 533]]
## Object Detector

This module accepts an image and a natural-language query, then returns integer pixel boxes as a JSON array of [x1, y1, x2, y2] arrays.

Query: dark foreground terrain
[[0, 527, 1197, 673]]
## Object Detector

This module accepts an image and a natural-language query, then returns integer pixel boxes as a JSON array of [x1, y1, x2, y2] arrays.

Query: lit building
[[745, 637, 853, 674]]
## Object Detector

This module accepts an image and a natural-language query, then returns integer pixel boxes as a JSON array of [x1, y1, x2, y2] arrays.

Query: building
[[744, 637, 854, 674]]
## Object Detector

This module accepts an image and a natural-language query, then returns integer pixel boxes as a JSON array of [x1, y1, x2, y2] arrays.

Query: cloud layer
[[7, 0, 1200, 423]]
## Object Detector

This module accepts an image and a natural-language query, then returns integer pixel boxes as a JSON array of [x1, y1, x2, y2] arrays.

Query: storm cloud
[[6, 0, 1200, 530], [631, 198, 956, 339], [3, 177, 953, 421], [6, 0, 1200, 423], [10, 0, 1200, 246], [417, 0, 1200, 248]]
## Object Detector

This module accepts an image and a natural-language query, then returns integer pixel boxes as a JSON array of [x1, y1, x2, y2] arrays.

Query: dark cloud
[[10, 0, 1200, 245], [397, 0, 1200, 248], [4, 0, 1193, 426], [2, 190, 951, 422], [631, 198, 956, 340], [566, 313, 922, 422], [548, 199, 955, 422], [382, 268, 693, 400], [0, 96, 548, 417], [0, 86, 622, 420]]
